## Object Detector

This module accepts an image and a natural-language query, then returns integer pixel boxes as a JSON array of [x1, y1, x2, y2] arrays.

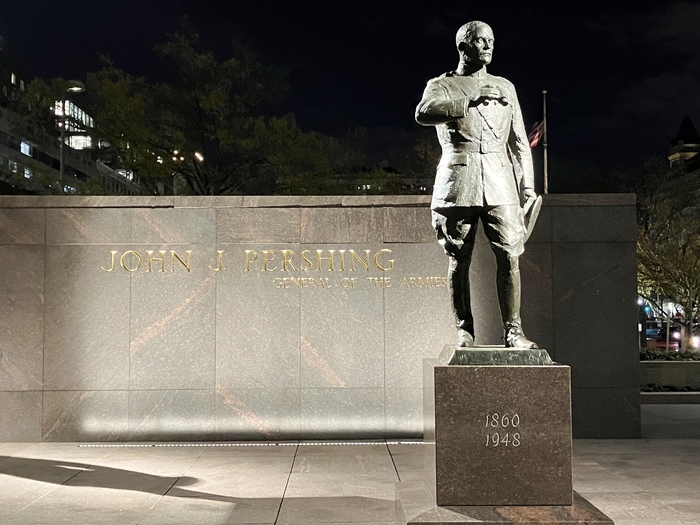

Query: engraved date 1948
[[484, 413, 520, 447]]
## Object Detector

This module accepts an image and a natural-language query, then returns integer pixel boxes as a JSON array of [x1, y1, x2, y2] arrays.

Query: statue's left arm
[[507, 87, 536, 199]]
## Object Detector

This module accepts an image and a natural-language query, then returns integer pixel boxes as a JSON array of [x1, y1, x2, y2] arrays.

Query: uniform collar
[[466, 67, 487, 78], [449, 66, 488, 78]]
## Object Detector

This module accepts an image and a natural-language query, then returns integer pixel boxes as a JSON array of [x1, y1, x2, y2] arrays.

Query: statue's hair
[[455, 21, 490, 50]]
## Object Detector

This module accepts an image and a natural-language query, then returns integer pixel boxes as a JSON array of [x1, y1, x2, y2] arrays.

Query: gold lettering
[[291, 276, 302, 288], [338, 250, 346, 271], [316, 250, 335, 271], [281, 250, 298, 272], [300, 250, 313, 272], [262, 250, 277, 272], [349, 249, 371, 271], [146, 250, 167, 272], [209, 250, 225, 272], [374, 249, 394, 271], [339, 277, 357, 288], [244, 250, 258, 272], [400, 276, 448, 288], [367, 276, 391, 288], [120, 250, 142, 272], [101, 250, 118, 272], [171, 250, 192, 272], [272, 278, 284, 288]]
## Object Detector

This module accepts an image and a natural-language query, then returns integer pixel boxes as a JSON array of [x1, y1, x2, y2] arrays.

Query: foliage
[[641, 383, 699, 392], [9, 20, 433, 196], [10, 78, 70, 137], [640, 348, 700, 361], [82, 29, 293, 195], [263, 115, 362, 195], [636, 157, 700, 349]]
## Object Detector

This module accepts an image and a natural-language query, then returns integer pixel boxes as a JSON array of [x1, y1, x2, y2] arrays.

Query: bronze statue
[[416, 21, 540, 349]]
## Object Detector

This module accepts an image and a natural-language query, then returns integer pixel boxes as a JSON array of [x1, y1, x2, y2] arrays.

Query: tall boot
[[495, 253, 538, 349], [448, 255, 475, 347]]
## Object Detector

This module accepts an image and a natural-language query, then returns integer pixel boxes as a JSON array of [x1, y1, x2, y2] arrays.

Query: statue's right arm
[[415, 79, 472, 126]]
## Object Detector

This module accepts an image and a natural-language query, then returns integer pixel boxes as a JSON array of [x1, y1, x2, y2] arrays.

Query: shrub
[[640, 348, 700, 361]]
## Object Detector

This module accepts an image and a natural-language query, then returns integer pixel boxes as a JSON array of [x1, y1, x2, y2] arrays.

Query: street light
[[58, 80, 85, 192]]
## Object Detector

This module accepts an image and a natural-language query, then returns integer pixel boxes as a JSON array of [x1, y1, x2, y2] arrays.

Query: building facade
[[0, 43, 138, 195]]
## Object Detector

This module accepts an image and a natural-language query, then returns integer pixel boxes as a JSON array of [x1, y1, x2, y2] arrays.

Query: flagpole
[[542, 89, 548, 194]]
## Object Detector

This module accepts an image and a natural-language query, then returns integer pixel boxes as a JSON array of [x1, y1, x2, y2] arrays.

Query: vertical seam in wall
[[212, 208, 217, 418], [213, 208, 219, 435], [382, 208, 388, 438], [298, 208, 303, 440], [127, 208, 133, 434], [41, 207, 47, 441]]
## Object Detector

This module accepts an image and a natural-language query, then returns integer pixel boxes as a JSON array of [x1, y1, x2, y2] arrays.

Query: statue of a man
[[415, 21, 539, 349]]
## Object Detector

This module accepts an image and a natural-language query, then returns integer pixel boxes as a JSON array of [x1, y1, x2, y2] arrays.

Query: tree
[[10, 21, 434, 196], [84, 28, 292, 195], [636, 158, 700, 350], [84, 61, 175, 193], [14, 22, 360, 196]]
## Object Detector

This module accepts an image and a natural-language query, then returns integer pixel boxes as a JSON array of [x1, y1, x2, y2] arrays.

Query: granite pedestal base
[[410, 346, 613, 523], [424, 347, 573, 506], [396, 482, 614, 524]]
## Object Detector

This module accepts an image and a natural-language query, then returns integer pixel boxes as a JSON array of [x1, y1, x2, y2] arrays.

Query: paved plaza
[[0, 405, 699, 525]]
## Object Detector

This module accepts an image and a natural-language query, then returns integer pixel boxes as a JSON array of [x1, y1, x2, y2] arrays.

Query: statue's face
[[463, 24, 494, 66]]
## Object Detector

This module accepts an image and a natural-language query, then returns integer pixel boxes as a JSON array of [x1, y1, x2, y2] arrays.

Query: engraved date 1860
[[484, 413, 520, 447]]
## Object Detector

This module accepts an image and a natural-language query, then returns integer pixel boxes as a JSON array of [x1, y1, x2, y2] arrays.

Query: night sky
[[1, 0, 699, 185]]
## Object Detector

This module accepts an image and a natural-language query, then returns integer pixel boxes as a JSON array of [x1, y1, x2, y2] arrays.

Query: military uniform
[[416, 67, 535, 343]]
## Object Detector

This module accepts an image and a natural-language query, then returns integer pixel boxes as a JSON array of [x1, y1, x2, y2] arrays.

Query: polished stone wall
[[0, 194, 639, 441]]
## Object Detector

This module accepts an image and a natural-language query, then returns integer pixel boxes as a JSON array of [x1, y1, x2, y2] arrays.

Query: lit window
[[8, 159, 18, 173], [23, 168, 32, 179], [64, 185, 77, 194], [11, 73, 16, 85], [20, 142, 32, 156], [69, 135, 92, 150], [116, 169, 134, 181]]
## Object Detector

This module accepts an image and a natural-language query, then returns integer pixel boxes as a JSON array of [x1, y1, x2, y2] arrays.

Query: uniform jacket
[[415, 68, 534, 209]]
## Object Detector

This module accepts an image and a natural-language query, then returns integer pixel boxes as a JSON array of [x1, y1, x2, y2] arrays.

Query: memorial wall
[[0, 194, 639, 441]]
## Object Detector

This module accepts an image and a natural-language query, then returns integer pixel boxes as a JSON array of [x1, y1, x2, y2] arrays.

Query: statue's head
[[455, 21, 494, 67]]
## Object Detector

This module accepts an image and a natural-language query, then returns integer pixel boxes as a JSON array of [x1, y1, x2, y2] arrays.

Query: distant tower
[[668, 115, 700, 167]]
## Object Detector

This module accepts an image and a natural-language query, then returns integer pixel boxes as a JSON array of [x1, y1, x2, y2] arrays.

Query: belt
[[439, 142, 507, 166], [449, 141, 506, 154]]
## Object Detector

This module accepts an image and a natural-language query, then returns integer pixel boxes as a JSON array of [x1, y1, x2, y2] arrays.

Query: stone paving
[[0, 405, 698, 524]]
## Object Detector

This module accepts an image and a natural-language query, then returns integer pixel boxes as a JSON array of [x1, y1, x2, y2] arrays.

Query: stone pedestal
[[425, 347, 572, 506], [400, 345, 613, 524], [396, 482, 614, 524]]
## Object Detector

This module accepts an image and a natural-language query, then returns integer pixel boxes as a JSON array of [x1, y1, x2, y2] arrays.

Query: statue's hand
[[479, 85, 502, 99], [477, 85, 507, 105]]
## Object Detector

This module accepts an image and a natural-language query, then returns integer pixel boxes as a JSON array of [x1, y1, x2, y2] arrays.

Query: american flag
[[527, 117, 544, 148]]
